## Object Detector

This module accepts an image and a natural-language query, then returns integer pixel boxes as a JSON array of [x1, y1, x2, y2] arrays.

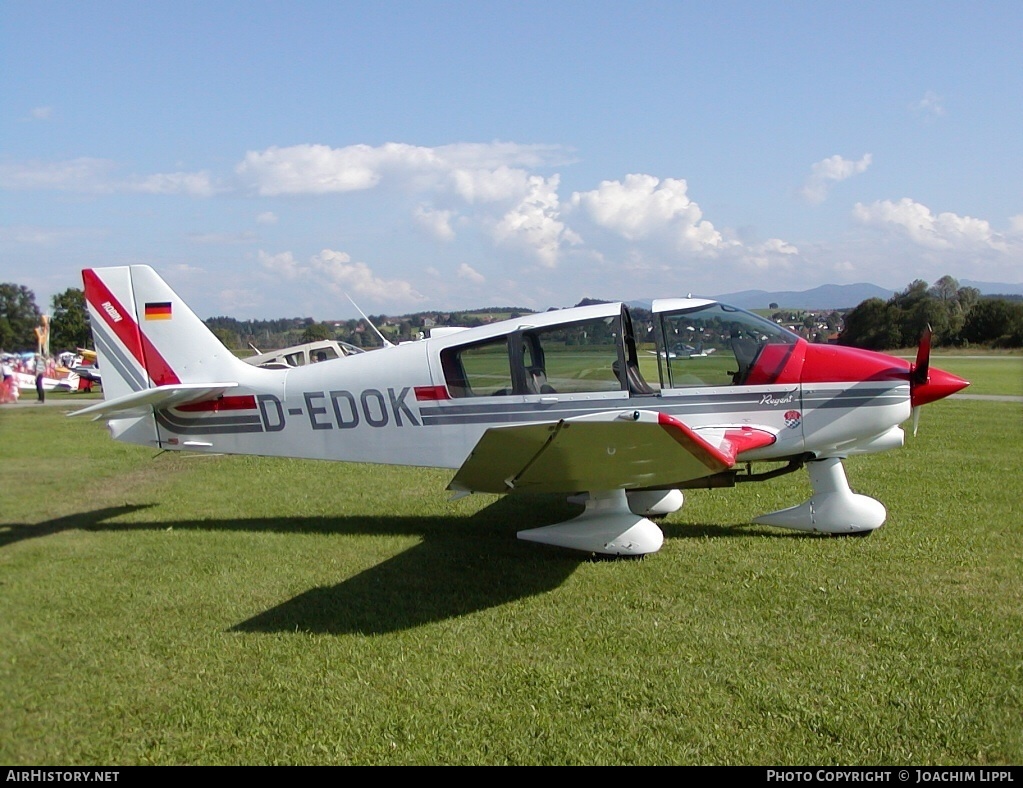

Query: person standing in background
[[34, 353, 45, 403]]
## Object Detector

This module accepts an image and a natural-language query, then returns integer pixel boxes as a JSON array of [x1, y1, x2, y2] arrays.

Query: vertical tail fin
[[83, 265, 249, 401]]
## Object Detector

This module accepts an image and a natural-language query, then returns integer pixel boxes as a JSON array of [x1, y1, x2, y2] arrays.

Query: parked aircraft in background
[[649, 342, 716, 359], [73, 266, 968, 556], [70, 349, 102, 387], [244, 339, 364, 370]]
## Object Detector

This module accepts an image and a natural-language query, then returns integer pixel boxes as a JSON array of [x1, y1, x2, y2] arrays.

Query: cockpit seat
[[527, 367, 556, 394]]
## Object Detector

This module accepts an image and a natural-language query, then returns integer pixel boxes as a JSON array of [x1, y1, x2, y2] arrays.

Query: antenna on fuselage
[[346, 293, 395, 348]]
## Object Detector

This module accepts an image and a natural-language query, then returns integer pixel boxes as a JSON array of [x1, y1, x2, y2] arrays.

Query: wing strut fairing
[[518, 488, 666, 555]]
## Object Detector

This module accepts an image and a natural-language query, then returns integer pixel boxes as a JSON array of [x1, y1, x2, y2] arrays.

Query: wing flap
[[449, 410, 773, 495], [69, 382, 239, 420]]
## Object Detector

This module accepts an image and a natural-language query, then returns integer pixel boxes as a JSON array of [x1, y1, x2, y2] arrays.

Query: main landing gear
[[753, 457, 886, 535]]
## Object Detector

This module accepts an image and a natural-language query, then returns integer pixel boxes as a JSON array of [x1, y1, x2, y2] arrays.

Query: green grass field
[[927, 356, 1023, 397], [1, 371, 1021, 764]]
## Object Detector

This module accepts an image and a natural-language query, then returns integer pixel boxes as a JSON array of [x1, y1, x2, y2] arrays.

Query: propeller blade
[[905, 325, 970, 409], [912, 326, 932, 386], [911, 405, 921, 437]]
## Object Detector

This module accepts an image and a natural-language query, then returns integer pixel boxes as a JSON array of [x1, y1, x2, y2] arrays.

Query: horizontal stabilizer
[[449, 410, 772, 495], [69, 383, 239, 420]]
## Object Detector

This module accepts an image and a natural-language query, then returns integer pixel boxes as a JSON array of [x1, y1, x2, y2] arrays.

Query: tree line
[[206, 307, 530, 351], [838, 275, 1023, 350], [3, 275, 1022, 356], [0, 285, 91, 353]]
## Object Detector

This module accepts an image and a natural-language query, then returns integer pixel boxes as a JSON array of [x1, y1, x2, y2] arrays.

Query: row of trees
[[839, 275, 1023, 350], [208, 306, 532, 351], [0, 285, 91, 353], [208, 314, 414, 350], [4, 274, 1022, 357]]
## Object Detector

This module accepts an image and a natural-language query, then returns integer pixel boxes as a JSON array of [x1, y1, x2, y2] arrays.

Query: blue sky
[[2, 1, 1021, 319]]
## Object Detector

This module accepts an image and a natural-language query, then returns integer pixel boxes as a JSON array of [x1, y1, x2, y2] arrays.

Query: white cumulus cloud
[[457, 263, 485, 284], [492, 174, 580, 267], [259, 248, 424, 305], [237, 144, 385, 195], [258, 250, 303, 280], [853, 198, 1004, 251], [413, 205, 457, 241], [235, 141, 570, 197], [800, 154, 872, 204], [450, 166, 535, 204], [311, 249, 424, 303], [740, 238, 801, 271], [570, 174, 723, 252]]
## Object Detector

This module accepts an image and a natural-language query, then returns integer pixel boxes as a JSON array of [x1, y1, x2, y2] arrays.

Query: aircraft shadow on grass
[[3, 497, 771, 635]]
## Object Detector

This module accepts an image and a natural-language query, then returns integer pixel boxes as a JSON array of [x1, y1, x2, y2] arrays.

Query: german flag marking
[[144, 301, 172, 320]]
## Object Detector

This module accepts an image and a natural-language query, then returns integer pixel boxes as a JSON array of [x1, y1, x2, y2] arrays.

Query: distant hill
[[706, 283, 894, 311], [960, 279, 1023, 297], [687, 279, 1023, 311]]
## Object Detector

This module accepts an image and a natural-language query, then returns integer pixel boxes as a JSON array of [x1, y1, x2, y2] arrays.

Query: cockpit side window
[[524, 316, 622, 394], [441, 310, 657, 397], [441, 336, 513, 397], [658, 304, 798, 388]]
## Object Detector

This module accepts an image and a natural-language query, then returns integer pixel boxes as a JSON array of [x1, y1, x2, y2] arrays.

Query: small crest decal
[[784, 410, 801, 429]]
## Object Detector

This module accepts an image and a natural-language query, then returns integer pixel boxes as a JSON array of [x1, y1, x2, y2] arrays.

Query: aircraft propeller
[[905, 326, 970, 435], [909, 327, 931, 436]]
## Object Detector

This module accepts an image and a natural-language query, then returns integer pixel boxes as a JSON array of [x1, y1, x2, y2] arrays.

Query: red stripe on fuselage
[[176, 395, 257, 412], [82, 269, 181, 386], [415, 385, 450, 401]]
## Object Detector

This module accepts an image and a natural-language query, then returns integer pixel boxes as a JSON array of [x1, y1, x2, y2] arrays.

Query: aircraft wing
[[69, 383, 239, 420], [72, 365, 102, 383], [449, 409, 775, 494]]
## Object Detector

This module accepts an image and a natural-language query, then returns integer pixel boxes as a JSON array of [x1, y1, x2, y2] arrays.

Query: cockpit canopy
[[436, 299, 802, 399]]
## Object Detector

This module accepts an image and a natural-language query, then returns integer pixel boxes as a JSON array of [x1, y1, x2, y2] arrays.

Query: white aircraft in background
[[73, 266, 968, 556], [244, 338, 365, 370], [649, 341, 716, 359]]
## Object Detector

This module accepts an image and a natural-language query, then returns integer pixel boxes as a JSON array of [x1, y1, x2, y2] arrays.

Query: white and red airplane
[[73, 265, 968, 556]]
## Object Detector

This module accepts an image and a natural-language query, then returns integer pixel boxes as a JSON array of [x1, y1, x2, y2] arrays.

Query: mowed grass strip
[[1, 390, 1021, 765], [929, 355, 1023, 397]]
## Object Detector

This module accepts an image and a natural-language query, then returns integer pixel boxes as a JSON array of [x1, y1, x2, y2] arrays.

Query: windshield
[[657, 303, 799, 387]]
